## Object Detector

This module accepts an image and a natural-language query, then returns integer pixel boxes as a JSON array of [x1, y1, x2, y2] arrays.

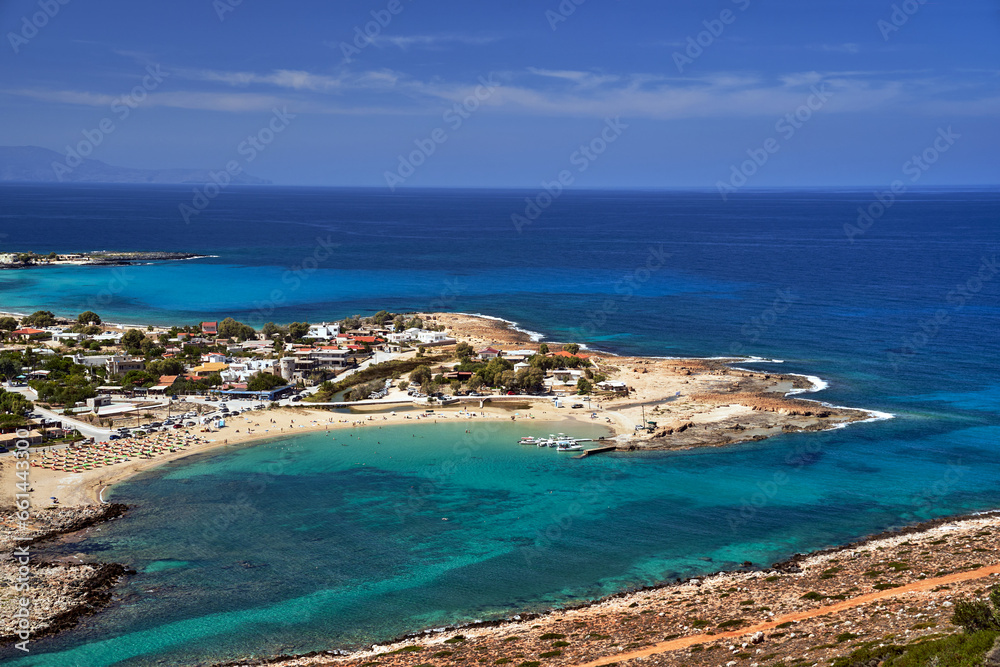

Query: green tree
[[409, 365, 432, 386], [248, 372, 286, 391], [0, 357, 20, 382], [0, 387, 32, 414], [563, 343, 581, 355], [146, 359, 185, 376], [22, 310, 56, 328], [262, 322, 283, 338], [217, 317, 257, 341], [455, 342, 474, 359], [372, 310, 392, 325], [77, 311, 102, 325], [576, 378, 592, 395], [122, 370, 159, 388], [287, 322, 310, 340], [122, 329, 146, 350], [398, 380, 409, 391], [538, 343, 549, 355], [393, 315, 406, 332], [0, 316, 18, 331]]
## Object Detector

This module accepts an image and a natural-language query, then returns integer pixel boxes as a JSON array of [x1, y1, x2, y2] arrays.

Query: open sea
[[1, 184, 998, 666]]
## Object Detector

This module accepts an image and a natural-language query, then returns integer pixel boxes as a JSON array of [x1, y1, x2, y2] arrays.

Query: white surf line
[[99, 486, 109, 504], [453, 312, 547, 342]]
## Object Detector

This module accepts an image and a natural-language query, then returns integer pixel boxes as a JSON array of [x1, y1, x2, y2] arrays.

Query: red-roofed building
[[550, 350, 591, 360], [9, 328, 46, 339], [149, 375, 179, 394], [478, 347, 501, 360], [201, 321, 218, 336]]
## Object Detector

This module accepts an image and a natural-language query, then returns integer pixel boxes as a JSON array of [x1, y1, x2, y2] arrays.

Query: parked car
[[571, 403, 584, 408]]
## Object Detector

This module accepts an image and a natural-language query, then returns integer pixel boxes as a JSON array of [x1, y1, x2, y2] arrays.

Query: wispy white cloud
[[371, 33, 500, 50], [813, 43, 862, 54], [5, 64, 998, 121]]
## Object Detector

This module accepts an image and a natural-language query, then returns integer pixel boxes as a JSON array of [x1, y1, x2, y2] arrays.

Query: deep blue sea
[[1, 184, 998, 666]]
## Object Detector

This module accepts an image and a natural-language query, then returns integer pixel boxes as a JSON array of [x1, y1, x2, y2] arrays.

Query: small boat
[[555, 439, 583, 451], [518, 437, 540, 445], [537, 439, 554, 447]]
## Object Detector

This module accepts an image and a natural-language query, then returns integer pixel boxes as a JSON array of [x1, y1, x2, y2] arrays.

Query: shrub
[[538, 633, 565, 640], [717, 619, 747, 629], [538, 650, 561, 658], [951, 599, 1000, 633]]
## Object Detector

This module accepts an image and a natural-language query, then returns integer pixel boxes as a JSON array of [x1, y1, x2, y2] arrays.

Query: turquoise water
[[1, 186, 998, 665], [9, 414, 1000, 667]]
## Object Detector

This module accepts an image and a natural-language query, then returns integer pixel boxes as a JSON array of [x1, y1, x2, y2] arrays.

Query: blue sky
[[1, 0, 998, 187]]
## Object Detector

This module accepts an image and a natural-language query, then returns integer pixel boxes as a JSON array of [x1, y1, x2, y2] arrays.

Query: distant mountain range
[[0, 146, 270, 185]]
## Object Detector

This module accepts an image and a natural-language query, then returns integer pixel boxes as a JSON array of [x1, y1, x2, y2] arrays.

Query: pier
[[572, 445, 617, 459]]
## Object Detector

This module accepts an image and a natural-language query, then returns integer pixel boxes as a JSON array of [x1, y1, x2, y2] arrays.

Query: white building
[[308, 322, 341, 340], [386, 328, 453, 345], [221, 358, 280, 383]]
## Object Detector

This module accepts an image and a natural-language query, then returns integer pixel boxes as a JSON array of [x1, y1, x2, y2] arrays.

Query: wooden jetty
[[572, 445, 617, 459]]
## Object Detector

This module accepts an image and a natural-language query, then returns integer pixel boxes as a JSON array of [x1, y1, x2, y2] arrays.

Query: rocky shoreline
[[220, 511, 999, 667], [0, 504, 132, 645], [0, 251, 207, 270]]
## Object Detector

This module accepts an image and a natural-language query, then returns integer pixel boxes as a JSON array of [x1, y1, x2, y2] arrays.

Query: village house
[[189, 361, 229, 378], [106, 355, 145, 376], [8, 328, 46, 340], [221, 358, 280, 384], [596, 380, 629, 394], [307, 322, 341, 340], [478, 347, 502, 360]]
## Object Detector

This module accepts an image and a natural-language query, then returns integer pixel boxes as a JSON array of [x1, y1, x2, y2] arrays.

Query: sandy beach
[[0, 401, 596, 509], [0, 310, 897, 660]]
